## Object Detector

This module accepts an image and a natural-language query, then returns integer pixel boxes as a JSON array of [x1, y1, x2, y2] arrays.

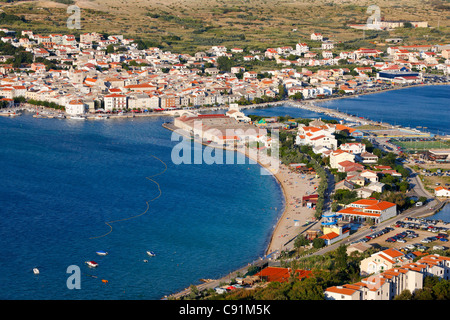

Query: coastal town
[[0, 27, 449, 118], [1, 17, 450, 303]]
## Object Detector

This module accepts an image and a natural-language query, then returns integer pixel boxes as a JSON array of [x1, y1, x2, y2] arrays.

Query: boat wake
[[89, 155, 167, 240]]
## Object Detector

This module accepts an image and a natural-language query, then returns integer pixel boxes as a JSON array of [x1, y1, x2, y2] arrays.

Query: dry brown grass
[[0, 0, 448, 53]]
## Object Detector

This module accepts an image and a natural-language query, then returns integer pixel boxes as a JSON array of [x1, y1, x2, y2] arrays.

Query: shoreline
[[162, 122, 319, 299], [162, 83, 449, 299], [3, 83, 448, 299]]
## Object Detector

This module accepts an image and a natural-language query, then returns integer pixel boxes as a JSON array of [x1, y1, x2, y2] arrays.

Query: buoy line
[[89, 155, 167, 240]]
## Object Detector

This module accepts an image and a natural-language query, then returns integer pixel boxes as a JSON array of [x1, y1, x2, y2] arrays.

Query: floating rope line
[[89, 155, 167, 240]]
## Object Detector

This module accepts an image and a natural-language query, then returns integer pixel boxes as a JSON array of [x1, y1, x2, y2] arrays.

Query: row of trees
[[395, 276, 450, 300]]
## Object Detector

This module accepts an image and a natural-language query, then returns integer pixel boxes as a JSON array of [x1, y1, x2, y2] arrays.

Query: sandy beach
[[239, 149, 320, 257], [266, 164, 319, 255]]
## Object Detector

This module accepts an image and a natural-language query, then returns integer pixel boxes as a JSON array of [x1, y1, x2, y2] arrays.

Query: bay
[[0, 114, 283, 300]]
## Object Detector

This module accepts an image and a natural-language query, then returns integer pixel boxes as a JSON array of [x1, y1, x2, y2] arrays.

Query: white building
[[296, 43, 309, 54], [65, 99, 86, 115], [321, 41, 334, 50], [338, 199, 397, 224], [435, 186, 450, 197], [311, 32, 323, 41], [104, 93, 127, 111], [329, 149, 355, 169], [296, 124, 337, 151], [340, 142, 366, 155]]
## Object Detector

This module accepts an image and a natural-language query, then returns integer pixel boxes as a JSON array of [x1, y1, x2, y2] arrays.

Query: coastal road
[[310, 199, 443, 256]]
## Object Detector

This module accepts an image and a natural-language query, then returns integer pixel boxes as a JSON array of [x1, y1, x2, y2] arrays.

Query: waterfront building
[[104, 93, 127, 111], [65, 99, 87, 115], [319, 212, 350, 245], [435, 186, 450, 197], [296, 124, 338, 151], [337, 199, 397, 224]]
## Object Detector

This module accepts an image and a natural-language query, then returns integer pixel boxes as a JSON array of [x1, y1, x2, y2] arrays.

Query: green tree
[[433, 280, 450, 300], [394, 289, 412, 300], [278, 85, 286, 99], [288, 277, 324, 300], [313, 238, 325, 249], [412, 288, 434, 300], [217, 56, 232, 72], [106, 44, 115, 54], [294, 235, 310, 250], [335, 244, 348, 271]]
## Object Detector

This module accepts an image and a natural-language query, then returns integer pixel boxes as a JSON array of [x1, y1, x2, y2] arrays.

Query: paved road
[[311, 197, 444, 256]]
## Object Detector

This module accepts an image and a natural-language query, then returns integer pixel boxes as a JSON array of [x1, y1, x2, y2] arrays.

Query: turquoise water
[[0, 114, 283, 299]]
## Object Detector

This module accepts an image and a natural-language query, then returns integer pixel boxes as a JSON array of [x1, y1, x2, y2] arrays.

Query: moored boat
[[69, 115, 86, 120], [96, 251, 108, 256], [85, 261, 98, 268], [33, 268, 40, 275]]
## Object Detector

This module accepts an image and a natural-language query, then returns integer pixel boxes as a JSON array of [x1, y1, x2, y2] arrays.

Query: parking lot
[[352, 217, 450, 254]]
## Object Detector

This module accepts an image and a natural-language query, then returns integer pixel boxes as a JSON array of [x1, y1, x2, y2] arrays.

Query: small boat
[[146, 251, 156, 257], [143, 259, 148, 263], [85, 261, 98, 268], [33, 268, 40, 275], [69, 116, 86, 120], [94, 115, 109, 120], [96, 251, 108, 256]]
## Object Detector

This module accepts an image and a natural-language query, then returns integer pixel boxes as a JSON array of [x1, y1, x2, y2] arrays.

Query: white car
[[421, 239, 431, 243], [406, 244, 415, 250]]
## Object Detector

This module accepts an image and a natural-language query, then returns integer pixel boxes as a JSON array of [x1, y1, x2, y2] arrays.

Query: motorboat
[[94, 115, 109, 120], [69, 115, 86, 120], [96, 251, 108, 256], [146, 251, 156, 257], [85, 261, 99, 268]]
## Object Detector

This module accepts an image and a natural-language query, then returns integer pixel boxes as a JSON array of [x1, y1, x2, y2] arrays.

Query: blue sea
[[316, 85, 450, 136], [1, 84, 449, 300], [243, 84, 450, 223], [0, 114, 283, 300]]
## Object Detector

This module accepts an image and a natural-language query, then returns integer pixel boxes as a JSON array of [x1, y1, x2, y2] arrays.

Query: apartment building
[[325, 254, 449, 300]]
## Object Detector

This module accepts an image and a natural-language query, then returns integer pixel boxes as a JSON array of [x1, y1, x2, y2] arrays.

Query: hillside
[[0, 0, 448, 53]]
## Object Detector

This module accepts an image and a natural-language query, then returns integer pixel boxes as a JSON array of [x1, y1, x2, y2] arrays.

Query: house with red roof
[[337, 160, 364, 173], [435, 186, 450, 197], [360, 248, 409, 275], [254, 267, 312, 283], [337, 199, 397, 224], [325, 253, 450, 300]]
